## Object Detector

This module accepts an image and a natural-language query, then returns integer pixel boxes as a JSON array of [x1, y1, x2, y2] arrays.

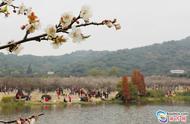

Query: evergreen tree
[[26, 64, 32, 75]]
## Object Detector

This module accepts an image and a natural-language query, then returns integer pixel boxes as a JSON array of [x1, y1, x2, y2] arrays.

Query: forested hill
[[1, 36, 190, 76]]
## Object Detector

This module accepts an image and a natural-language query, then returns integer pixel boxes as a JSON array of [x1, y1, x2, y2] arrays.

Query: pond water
[[0, 104, 189, 124]]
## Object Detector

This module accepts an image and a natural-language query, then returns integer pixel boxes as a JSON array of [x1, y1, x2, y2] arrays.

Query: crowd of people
[[54, 87, 111, 103], [0, 87, 15, 94], [0, 87, 112, 103]]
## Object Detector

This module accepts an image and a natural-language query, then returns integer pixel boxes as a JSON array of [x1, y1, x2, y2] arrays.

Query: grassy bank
[[136, 89, 190, 104], [0, 95, 189, 109], [140, 96, 190, 105]]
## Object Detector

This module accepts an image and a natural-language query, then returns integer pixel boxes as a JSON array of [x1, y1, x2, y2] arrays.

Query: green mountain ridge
[[1, 36, 190, 76]]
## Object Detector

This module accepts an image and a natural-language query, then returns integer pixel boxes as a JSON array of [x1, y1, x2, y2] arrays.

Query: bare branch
[[0, 34, 47, 50], [0, 2, 6, 8], [23, 31, 29, 40], [76, 22, 104, 28], [10, 4, 19, 9]]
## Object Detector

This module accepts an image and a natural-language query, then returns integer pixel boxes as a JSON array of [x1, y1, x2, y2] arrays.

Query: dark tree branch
[[10, 4, 19, 9], [0, 0, 16, 7], [66, 15, 80, 30], [23, 31, 29, 40], [0, 2, 6, 8], [0, 34, 47, 50], [76, 22, 104, 28]]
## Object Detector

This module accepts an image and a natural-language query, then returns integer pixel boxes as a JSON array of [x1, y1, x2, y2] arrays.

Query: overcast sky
[[0, 0, 190, 56]]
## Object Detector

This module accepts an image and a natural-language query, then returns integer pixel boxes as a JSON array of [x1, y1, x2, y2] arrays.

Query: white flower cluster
[[45, 25, 67, 48], [16, 3, 32, 15], [45, 25, 56, 38], [21, 12, 40, 33], [52, 35, 67, 49], [12, 45, 23, 54], [45, 25, 86, 48], [45, 5, 93, 48], [60, 12, 74, 28], [44, 5, 121, 49], [69, 28, 84, 43], [7, 41, 23, 54], [80, 5, 92, 22]]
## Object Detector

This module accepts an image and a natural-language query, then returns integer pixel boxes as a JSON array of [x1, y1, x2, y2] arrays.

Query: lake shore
[[0, 93, 190, 109], [0, 91, 118, 107]]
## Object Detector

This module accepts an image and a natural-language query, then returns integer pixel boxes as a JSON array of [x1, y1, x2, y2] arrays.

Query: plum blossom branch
[[0, 20, 119, 49], [0, 4, 121, 54]]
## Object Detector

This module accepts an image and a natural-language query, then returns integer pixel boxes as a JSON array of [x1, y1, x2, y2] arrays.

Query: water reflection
[[0, 104, 189, 124]]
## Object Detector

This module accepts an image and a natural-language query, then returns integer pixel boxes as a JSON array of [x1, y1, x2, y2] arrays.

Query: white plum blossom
[[26, 7, 32, 15], [3, 0, 12, 5], [80, 5, 92, 21], [103, 19, 121, 30], [60, 12, 74, 28], [114, 23, 121, 30], [32, 21, 40, 30], [105, 21, 113, 28], [26, 21, 40, 33], [69, 28, 83, 42], [25, 12, 40, 33], [54, 35, 67, 44], [7, 41, 23, 54], [45, 25, 56, 38], [18, 3, 26, 15], [13, 45, 24, 55], [52, 35, 67, 49]]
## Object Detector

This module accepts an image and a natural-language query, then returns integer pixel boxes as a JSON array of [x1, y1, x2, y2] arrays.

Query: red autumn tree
[[122, 76, 131, 102], [131, 69, 146, 96]]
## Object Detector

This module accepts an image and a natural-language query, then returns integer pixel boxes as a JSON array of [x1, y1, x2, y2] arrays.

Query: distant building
[[170, 70, 185, 74], [47, 71, 55, 75]]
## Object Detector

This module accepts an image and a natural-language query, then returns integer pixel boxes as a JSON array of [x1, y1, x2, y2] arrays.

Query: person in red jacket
[[68, 95, 72, 102], [16, 89, 24, 99]]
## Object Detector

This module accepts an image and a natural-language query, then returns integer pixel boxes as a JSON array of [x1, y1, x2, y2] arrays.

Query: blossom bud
[[21, 25, 26, 30]]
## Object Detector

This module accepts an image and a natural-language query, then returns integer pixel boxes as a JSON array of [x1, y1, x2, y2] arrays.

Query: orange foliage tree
[[122, 76, 131, 102], [131, 69, 146, 96]]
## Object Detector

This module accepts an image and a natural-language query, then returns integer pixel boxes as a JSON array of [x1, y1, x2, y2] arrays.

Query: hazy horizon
[[0, 0, 190, 56], [1, 35, 189, 57]]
